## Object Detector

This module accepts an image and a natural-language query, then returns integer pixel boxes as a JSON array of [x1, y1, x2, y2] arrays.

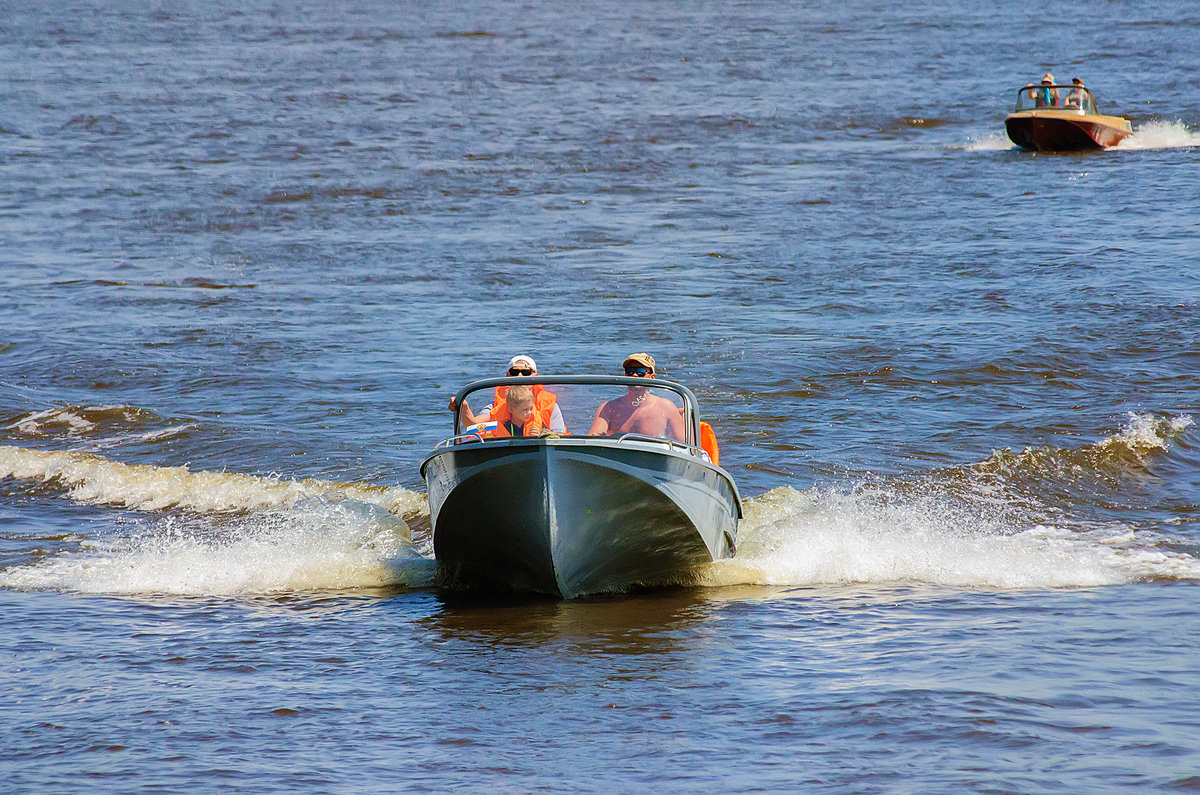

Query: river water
[[3, 0, 1200, 790]]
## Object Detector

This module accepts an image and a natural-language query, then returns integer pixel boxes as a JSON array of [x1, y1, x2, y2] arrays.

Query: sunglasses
[[508, 367, 533, 376], [624, 367, 652, 377]]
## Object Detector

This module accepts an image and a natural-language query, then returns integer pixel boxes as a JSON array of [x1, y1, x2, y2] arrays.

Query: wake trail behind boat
[[714, 413, 1200, 589], [0, 445, 432, 595], [0, 445, 425, 516], [1115, 119, 1200, 150], [2, 411, 1196, 595], [0, 497, 434, 595]]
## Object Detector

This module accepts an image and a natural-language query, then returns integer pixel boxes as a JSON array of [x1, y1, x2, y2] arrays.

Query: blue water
[[3, 0, 1200, 790]]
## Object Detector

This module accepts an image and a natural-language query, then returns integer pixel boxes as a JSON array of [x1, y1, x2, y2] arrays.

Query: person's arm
[[448, 397, 486, 428], [665, 402, 686, 441], [586, 402, 610, 435]]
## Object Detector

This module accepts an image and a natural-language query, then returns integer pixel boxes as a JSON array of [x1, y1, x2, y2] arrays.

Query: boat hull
[[1005, 112, 1132, 151], [421, 438, 740, 598]]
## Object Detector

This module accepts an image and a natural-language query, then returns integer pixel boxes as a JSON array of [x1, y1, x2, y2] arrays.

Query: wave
[[5, 404, 167, 438], [2, 413, 1195, 595], [955, 413, 1193, 509], [705, 483, 1199, 591], [0, 445, 429, 595], [706, 413, 1198, 590], [0, 496, 434, 595], [963, 131, 1015, 151], [1117, 119, 1200, 150], [0, 445, 425, 516]]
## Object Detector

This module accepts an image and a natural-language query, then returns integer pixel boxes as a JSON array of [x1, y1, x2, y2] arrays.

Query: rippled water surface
[[3, 0, 1200, 790]]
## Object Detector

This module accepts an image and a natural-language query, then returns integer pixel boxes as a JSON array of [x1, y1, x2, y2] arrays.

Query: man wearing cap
[[1065, 77, 1090, 112], [1035, 73, 1058, 108], [586, 353, 685, 441], [450, 354, 566, 433]]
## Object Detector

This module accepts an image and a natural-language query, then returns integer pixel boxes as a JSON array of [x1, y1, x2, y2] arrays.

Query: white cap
[[507, 354, 537, 371]]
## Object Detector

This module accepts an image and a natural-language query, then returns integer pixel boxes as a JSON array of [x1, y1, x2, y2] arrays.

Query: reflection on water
[[423, 588, 721, 649]]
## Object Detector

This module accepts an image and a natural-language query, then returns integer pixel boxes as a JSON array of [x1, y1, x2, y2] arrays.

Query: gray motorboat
[[420, 375, 741, 598]]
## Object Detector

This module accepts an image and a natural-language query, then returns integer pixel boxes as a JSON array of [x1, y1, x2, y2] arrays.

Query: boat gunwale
[[1004, 108, 1132, 131], [420, 434, 744, 518]]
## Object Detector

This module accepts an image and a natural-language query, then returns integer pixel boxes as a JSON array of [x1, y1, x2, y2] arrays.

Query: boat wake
[[0, 444, 430, 596], [712, 483, 1196, 591], [963, 131, 1015, 151], [713, 413, 1198, 589], [0, 497, 434, 595], [1116, 119, 1200, 150], [0, 445, 424, 515], [1, 412, 1195, 596]]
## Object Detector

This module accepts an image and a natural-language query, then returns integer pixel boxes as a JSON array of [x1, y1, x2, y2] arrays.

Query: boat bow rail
[[1013, 84, 1102, 114]]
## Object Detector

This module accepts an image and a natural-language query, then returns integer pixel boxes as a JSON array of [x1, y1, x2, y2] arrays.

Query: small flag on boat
[[465, 421, 497, 436]]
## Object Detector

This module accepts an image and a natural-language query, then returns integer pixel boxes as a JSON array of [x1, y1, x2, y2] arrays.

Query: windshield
[[450, 376, 697, 445], [1014, 84, 1095, 113]]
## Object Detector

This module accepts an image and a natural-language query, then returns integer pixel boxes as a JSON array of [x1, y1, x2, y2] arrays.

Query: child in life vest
[[477, 385, 547, 438]]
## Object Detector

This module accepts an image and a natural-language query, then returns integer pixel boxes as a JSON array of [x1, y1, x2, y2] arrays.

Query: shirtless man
[[586, 353, 685, 441]]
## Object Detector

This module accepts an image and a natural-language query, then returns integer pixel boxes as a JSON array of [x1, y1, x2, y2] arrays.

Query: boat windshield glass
[[452, 379, 694, 445], [1014, 84, 1095, 113]]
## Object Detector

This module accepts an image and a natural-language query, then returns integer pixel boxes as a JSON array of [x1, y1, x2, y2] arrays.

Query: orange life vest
[[485, 399, 549, 438], [494, 384, 563, 431], [699, 421, 720, 466], [677, 408, 720, 465]]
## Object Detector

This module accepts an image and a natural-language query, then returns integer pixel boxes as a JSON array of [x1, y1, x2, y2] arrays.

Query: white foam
[[963, 131, 1016, 151], [1103, 412, 1193, 451], [1116, 119, 1200, 150], [0, 497, 434, 595], [6, 426, 1198, 596], [0, 445, 425, 516], [701, 485, 1200, 590]]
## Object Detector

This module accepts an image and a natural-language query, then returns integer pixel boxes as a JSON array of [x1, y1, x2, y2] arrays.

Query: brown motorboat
[[1005, 83, 1132, 152]]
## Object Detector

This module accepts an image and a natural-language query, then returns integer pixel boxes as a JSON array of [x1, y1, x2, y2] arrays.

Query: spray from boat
[[0, 412, 1195, 596], [1115, 119, 1200, 150]]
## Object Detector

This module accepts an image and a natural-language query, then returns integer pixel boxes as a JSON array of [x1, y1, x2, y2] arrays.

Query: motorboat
[[1005, 83, 1132, 151], [420, 375, 741, 598]]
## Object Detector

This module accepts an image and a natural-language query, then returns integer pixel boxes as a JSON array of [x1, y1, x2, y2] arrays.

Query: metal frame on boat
[[420, 375, 742, 598]]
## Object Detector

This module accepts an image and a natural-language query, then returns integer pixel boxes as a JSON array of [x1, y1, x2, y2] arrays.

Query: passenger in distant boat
[[1064, 77, 1090, 112], [587, 353, 685, 441], [450, 354, 567, 433], [1035, 73, 1058, 108]]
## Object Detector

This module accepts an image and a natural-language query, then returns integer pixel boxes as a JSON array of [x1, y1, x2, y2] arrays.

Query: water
[[3, 0, 1200, 789]]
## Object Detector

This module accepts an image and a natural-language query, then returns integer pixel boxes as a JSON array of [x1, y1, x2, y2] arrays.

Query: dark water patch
[[896, 117, 951, 128], [61, 115, 128, 136], [322, 186, 392, 199], [263, 190, 312, 203], [142, 279, 255, 290]]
